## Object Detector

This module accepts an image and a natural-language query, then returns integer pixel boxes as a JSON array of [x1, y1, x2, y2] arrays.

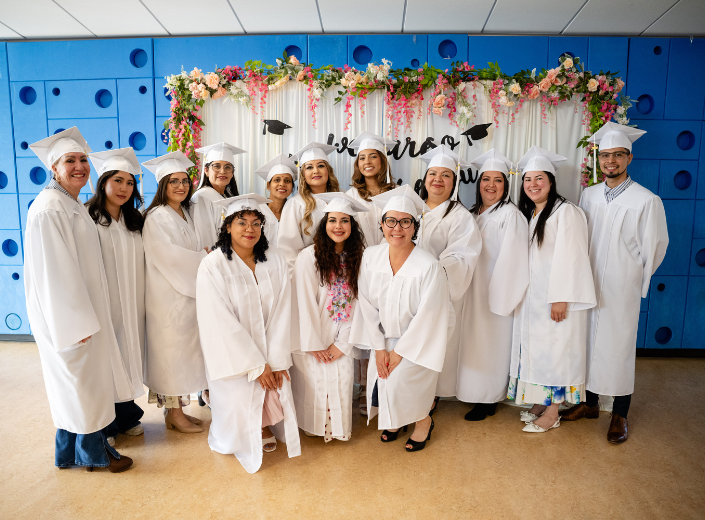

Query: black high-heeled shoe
[[428, 396, 440, 417], [464, 402, 498, 422], [381, 425, 408, 442], [405, 418, 434, 452]]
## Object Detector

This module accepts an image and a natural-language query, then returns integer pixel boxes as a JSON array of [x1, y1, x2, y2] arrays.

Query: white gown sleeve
[[546, 203, 597, 310], [439, 209, 483, 302], [277, 199, 305, 277], [264, 255, 295, 372], [488, 209, 530, 316], [191, 194, 219, 251], [349, 253, 386, 352], [26, 210, 101, 351], [637, 196, 669, 297], [293, 249, 327, 352]]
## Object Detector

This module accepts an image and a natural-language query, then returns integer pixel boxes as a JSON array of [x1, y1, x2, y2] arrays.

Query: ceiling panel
[[484, 0, 586, 34], [318, 0, 404, 33], [564, 0, 676, 35], [0, 22, 23, 39], [0, 0, 94, 38], [229, 0, 321, 33], [144, 0, 244, 35], [404, 0, 495, 33], [55, 0, 168, 37], [643, 0, 705, 36]]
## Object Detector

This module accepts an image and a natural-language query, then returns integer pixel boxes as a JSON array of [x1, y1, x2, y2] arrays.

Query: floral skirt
[[507, 377, 584, 406], [148, 389, 191, 409]]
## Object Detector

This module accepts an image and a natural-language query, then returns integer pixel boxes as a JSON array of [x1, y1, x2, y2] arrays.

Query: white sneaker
[[522, 418, 561, 433], [107, 436, 116, 446], [520, 411, 540, 423], [123, 424, 144, 436]]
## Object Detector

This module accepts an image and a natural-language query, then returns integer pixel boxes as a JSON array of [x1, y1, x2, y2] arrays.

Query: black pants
[[586, 390, 631, 418], [107, 400, 144, 437]]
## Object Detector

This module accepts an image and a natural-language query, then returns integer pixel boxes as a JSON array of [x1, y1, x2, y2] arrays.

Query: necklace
[[368, 188, 382, 196]]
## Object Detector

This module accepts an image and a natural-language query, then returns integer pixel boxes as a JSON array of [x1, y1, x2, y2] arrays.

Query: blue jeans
[[55, 428, 120, 468], [107, 401, 144, 437]]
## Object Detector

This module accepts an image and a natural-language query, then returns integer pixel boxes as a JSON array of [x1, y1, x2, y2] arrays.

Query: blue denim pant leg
[[55, 428, 119, 468]]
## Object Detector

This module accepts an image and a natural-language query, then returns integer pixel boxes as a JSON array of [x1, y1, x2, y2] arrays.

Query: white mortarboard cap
[[195, 142, 246, 188], [314, 192, 369, 216], [419, 144, 471, 171], [470, 148, 512, 175], [294, 142, 337, 166], [349, 131, 396, 154], [88, 147, 141, 177], [29, 127, 91, 170], [372, 185, 429, 218], [517, 146, 567, 174], [141, 151, 195, 183], [588, 122, 646, 152], [213, 193, 272, 220], [255, 153, 298, 183]]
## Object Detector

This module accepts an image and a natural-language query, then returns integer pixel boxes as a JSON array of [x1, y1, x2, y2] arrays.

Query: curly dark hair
[[213, 209, 269, 263], [312, 213, 366, 300], [85, 170, 144, 232], [379, 211, 420, 241]]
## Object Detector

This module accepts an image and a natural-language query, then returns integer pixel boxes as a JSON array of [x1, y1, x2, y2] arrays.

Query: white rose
[[563, 57, 573, 69]]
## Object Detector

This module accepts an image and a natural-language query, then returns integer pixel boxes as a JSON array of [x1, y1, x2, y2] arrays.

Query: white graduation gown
[[290, 245, 355, 440], [580, 182, 668, 396], [259, 203, 280, 249], [346, 188, 385, 246], [196, 248, 301, 474], [349, 244, 453, 429], [277, 193, 326, 277], [457, 203, 530, 403], [191, 186, 226, 250], [417, 200, 482, 396], [24, 189, 127, 433], [143, 205, 208, 396], [509, 201, 597, 387], [96, 215, 146, 402]]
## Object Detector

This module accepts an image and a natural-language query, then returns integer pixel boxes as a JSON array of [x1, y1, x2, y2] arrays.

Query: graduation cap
[[255, 153, 298, 183], [195, 142, 246, 189], [314, 192, 369, 216], [213, 193, 272, 220], [349, 131, 397, 184], [461, 123, 492, 146], [372, 185, 429, 218], [470, 148, 513, 175], [419, 145, 471, 202], [29, 127, 92, 170], [517, 146, 566, 175], [589, 122, 646, 152], [142, 151, 195, 183], [262, 119, 292, 136], [88, 147, 141, 177], [294, 142, 337, 166]]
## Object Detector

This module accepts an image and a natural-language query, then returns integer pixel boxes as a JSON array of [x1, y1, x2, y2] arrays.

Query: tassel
[[452, 163, 460, 202], [593, 143, 597, 184]]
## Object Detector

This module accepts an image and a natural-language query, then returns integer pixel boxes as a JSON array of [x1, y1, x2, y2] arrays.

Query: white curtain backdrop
[[202, 82, 587, 205]]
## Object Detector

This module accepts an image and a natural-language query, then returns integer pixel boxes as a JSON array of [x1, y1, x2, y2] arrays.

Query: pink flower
[[418, 68, 423, 72], [296, 70, 306, 81], [289, 55, 300, 66], [553, 76, 565, 86], [587, 78, 599, 92], [212, 86, 226, 100], [403, 76, 409, 82], [528, 85, 540, 99], [546, 68, 558, 82], [616, 78, 625, 92], [205, 73, 219, 89], [538, 77, 552, 92]]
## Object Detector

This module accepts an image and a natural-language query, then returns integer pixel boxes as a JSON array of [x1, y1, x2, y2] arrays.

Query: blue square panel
[[588, 37, 629, 76], [156, 117, 170, 156], [665, 38, 705, 121], [468, 36, 548, 75], [428, 35, 468, 70], [349, 35, 428, 70], [627, 38, 669, 120], [683, 277, 705, 348], [308, 35, 348, 69], [137, 155, 158, 194], [636, 312, 647, 349], [0, 162, 17, 194], [0, 266, 30, 334], [645, 275, 687, 349], [47, 118, 119, 154], [548, 37, 588, 69], [11, 81, 48, 158], [142, 192, 157, 208], [0, 43, 15, 192], [155, 78, 172, 117], [698, 121, 705, 199], [629, 159, 659, 194], [46, 80, 118, 119], [0, 194, 20, 229], [659, 160, 698, 199], [16, 158, 50, 194], [118, 79, 156, 156], [7, 39, 154, 81], [691, 239, 705, 276], [0, 230, 23, 265], [696, 201, 705, 238], [631, 120, 701, 161], [658, 200, 694, 276], [640, 287, 650, 312]]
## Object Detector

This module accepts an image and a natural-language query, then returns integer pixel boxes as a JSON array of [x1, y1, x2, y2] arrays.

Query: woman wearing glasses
[[350, 186, 453, 452], [141, 152, 209, 434]]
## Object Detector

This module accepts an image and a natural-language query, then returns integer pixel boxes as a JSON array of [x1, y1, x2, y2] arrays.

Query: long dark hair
[[470, 172, 510, 215], [518, 171, 566, 248], [198, 162, 240, 197], [417, 169, 463, 218], [145, 173, 194, 216], [214, 209, 269, 263], [85, 170, 144, 232], [351, 152, 395, 201], [312, 213, 365, 299]]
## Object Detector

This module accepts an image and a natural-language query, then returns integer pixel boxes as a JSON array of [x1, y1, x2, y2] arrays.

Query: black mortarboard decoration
[[461, 123, 492, 146], [262, 120, 292, 136]]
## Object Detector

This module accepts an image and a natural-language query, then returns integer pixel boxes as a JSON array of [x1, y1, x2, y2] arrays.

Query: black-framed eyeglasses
[[383, 217, 414, 229], [168, 179, 191, 187], [598, 152, 628, 160], [210, 164, 234, 173]]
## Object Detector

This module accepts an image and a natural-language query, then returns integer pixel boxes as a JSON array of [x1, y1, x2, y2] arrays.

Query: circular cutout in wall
[[29, 166, 46, 185], [19, 86, 37, 105], [2, 239, 18, 257], [695, 248, 705, 267], [676, 131, 695, 151], [654, 46, 662, 55], [12, 272, 20, 281], [657, 283, 665, 291], [20, 142, 28, 150], [164, 87, 172, 101], [28, 199, 34, 209], [636, 94, 654, 115], [130, 48, 148, 68], [673, 170, 692, 190], [52, 87, 60, 96], [353, 45, 373, 65], [654, 326, 672, 344], [5, 313, 21, 331], [53, 128, 65, 135], [105, 141, 113, 149], [129, 132, 146, 151], [95, 89, 113, 108], [0, 171, 7, 190], [284, 45, 302, 61], [438, 40, 457, 60], [139, 85, 147, 94], [411, 59, 420, 68]]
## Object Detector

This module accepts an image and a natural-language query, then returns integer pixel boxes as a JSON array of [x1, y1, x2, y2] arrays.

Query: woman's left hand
[[273, 370, 291, 389], [551, 302, 568, 323], [326, 344, 344, 362], [388, 350, 403, 374]]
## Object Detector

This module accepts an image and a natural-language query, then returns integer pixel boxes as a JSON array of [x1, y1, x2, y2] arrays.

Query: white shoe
[[123, 424, 144, 436], [520, 411, 540, 423], [107, 436, 116, 447], [262, 436, 277, 452], [522, 418, 561, 433]]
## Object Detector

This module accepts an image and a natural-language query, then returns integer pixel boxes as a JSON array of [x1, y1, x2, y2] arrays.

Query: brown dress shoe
[[559, 403, 600, 421], [107, 451, 133, 473], [607, 414, 628, 444]]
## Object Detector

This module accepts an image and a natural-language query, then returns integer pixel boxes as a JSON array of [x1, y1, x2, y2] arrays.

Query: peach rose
[[562, 57, 573, 69], [498, 89, 507, 98], [528, 85, 540, 99], [553, 76, 565, 86], [205, 73, 219, 89], [433, 94, 446, 108], [509, 82, 521, 95], [587, 78, 599, 92], [538, 77, 552, 92], [198, 83, 209, 99], [190, 67, 204, 80], [289, 55, 300, 66], [546, 68, 558, 82], [616, 78, 625, 92], [432, 106, 443, 116], [212, 86, 227, 100], [296, 70, 306, 81]]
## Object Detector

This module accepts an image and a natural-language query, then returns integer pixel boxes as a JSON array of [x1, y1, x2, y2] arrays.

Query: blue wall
[[0, 35, 703, 348]]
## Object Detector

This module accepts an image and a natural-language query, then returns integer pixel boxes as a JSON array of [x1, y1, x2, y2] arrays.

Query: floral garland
[[164, 52, 631, 187]]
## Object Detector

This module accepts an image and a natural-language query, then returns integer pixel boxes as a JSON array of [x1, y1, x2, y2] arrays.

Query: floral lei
[[165, 52, 631, 188]]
